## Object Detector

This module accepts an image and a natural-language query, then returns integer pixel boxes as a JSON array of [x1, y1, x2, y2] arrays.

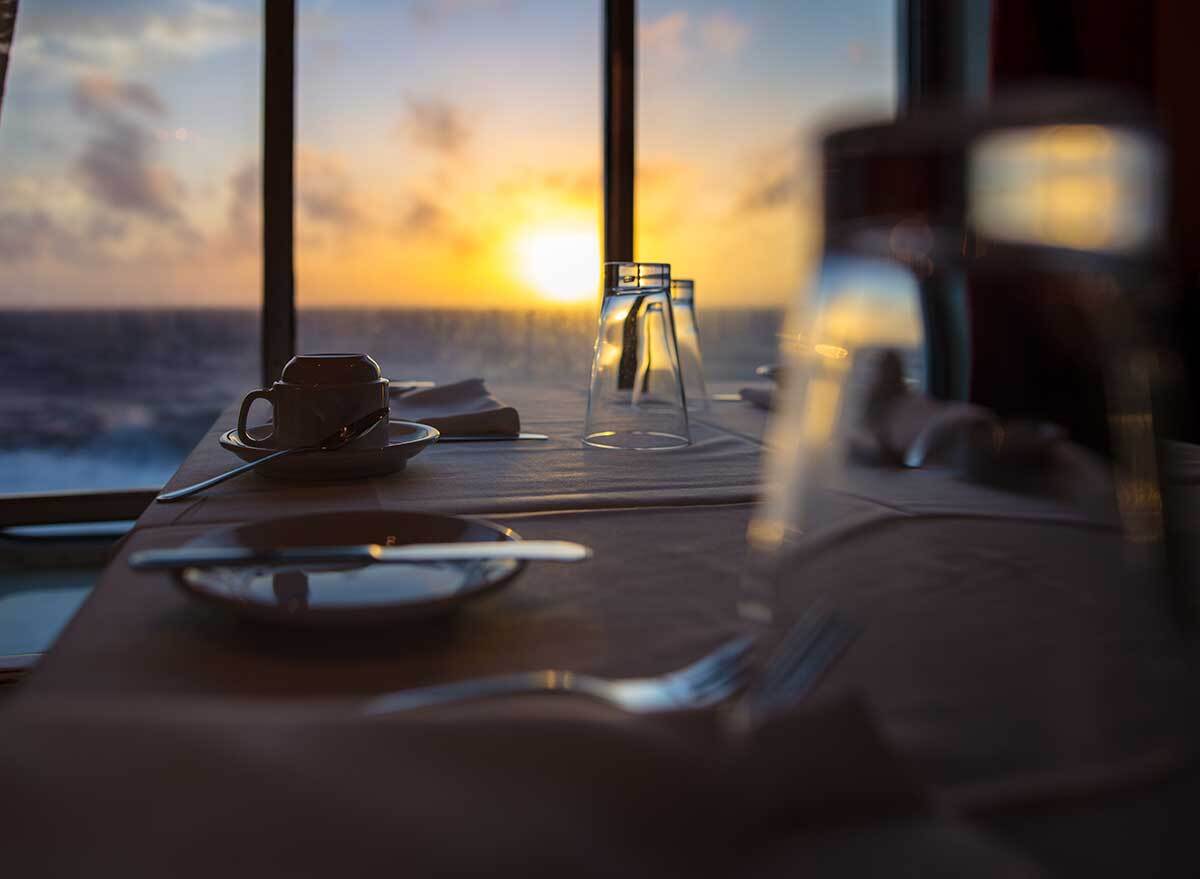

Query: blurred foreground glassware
[[584, 262, 691, 450], [742, 91, 1182, 643], [670, 279, 710, 411]]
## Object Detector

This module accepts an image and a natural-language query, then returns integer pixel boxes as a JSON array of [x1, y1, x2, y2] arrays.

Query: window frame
[[1, 0, 930, 521]]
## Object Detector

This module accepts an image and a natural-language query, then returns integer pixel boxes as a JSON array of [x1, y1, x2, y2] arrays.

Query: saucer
[[177, 511, 524, 626], [218, 420, 439, 481]]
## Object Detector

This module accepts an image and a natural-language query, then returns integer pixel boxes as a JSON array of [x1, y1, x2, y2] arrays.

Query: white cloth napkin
[[390, 378, 521, 436]]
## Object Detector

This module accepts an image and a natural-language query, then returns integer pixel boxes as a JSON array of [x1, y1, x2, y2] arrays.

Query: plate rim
[[218, 419, 440, 458], [174, 510, 524, 627]]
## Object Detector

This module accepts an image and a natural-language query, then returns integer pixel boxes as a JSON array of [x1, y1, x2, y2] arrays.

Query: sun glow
[[515, 226, 601, 303]]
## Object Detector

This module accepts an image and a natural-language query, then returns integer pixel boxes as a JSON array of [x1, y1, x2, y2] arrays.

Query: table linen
[[5, 384, 1200, 876]]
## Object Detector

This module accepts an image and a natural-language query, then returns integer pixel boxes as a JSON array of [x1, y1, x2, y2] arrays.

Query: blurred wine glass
[[742, 91, 1180, 651]]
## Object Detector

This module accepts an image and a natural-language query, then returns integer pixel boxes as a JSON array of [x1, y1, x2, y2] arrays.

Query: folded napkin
[[389, 378, 520, 437]]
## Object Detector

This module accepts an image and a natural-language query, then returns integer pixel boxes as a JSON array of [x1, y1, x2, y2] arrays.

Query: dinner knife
[[129, 540, 592, 570]]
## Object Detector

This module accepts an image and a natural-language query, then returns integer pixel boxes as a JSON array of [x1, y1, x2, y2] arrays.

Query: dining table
[[2, 380, 1198, 877]]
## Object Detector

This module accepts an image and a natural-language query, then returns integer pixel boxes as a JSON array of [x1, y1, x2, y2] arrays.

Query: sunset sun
[[515, 226, 600, 303]]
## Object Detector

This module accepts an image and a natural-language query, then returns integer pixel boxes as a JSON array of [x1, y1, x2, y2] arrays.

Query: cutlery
[[363, 634, 757, 716], [129, 539, 592, 570], [155, 408, 389, 503], [435, 433, 549, 442], [710, 393, 746, 402], [745, 600, 859, 722]]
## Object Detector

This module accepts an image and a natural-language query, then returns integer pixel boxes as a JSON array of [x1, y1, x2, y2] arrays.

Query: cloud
[[639, 11, 689, 66], [700, 11, 750, 57], [16, 0, 257, 73], [497, 168, 597, 207], [72, 74, 166, 117], [409, 0, 513, 27], [640, 10, 750, 67], [736, 145, 805, 215], [401, 96, 470, 156], [296, 147, 364, 232], [76, 116, 186, 222], [67, 75, 187, 224], [86, 214, 129, 245], [225, 159, 259, 248], [395, 194, 478, 254], [0, 209, 60, 261], [399, 196, 446, 234], [739, 171, 794, 213]]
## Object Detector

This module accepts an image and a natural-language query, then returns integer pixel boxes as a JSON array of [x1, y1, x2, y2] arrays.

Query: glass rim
[[670, 279, 694, 301], [602, 261, 671, 294]]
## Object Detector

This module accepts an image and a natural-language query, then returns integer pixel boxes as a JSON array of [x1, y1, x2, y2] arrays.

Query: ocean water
[[0, 307, 782, 494]]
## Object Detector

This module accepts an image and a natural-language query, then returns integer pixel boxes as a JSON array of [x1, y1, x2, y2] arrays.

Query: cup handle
[[237, 389, 275, 446]]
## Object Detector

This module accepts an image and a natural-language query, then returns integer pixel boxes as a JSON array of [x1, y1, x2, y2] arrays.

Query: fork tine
[[673, 635, 757, 691], [770, 617, 858, 706], [755, 598, 834, 697], [683, 645, 758, 702], [750, 615, 859, 720]]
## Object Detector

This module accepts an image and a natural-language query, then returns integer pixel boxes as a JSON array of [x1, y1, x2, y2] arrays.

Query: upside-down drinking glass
[[584, 262, 691, 450], [671, 279, 710, 411]]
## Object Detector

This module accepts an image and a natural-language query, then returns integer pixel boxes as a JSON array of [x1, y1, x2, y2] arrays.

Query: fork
[[362, 635, 757, 716], [744, 599, 860, 723]]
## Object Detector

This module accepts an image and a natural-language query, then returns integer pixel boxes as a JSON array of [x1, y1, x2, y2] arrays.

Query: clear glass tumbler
[[671, 279, 710, 412], [584, 262, 691, 450]]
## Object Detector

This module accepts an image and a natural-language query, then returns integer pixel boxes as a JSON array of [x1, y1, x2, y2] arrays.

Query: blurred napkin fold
[[0, 692, 1047, 877], [390, 378, 520, 437]]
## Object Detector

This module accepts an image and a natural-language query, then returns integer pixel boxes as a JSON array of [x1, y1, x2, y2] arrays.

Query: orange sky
[[0, 1, 894, 309]]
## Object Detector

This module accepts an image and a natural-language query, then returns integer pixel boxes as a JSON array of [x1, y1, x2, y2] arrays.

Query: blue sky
[[0, 0, 894, 308]]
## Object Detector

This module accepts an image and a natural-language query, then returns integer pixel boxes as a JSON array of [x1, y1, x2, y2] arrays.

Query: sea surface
[[0, 307, 783, 494]]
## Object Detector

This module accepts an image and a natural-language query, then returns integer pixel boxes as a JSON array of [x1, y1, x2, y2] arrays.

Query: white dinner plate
[[175, 511, 524, 627]]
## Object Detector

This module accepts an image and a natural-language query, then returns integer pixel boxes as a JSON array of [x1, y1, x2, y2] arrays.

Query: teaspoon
[[155, 408, 389, 503]]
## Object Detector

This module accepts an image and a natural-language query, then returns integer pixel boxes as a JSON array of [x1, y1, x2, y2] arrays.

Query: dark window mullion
[[262, 0, 296, 386], [603, 0, 635, 263]]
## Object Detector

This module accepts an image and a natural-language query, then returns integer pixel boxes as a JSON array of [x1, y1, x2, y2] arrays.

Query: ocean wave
[[0, 307, 782, 493]]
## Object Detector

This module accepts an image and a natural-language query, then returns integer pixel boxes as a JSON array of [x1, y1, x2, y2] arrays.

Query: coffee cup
[[237, 353, 390, 451]]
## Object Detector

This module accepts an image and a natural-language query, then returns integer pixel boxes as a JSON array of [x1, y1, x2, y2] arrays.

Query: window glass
[[637, 0, 896, 378], [296, 0, 601, 384], [0, 0, 263, 492]]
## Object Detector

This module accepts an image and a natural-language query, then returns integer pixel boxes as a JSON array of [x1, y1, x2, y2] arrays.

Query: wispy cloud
[[735, 143, 806, 215], [70, 75, 188, 225], [396, 194, 477, 254], [700, 11, 750, 57], [72, 74, 166, 118], [399, 196, 445, 234], [401, 96, 471, 156], [497, 167, 597, 208], [77, 119, 186, 222], [738, 170, 794, 212], [224, 159, 259, 250], [16, 0, 257, 74], [296, 147, 366, 239], [0, 208, 60, 261], [409, 0, 514, 28], [639, 11, 689, 66], [640, 9, 750, 68]]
